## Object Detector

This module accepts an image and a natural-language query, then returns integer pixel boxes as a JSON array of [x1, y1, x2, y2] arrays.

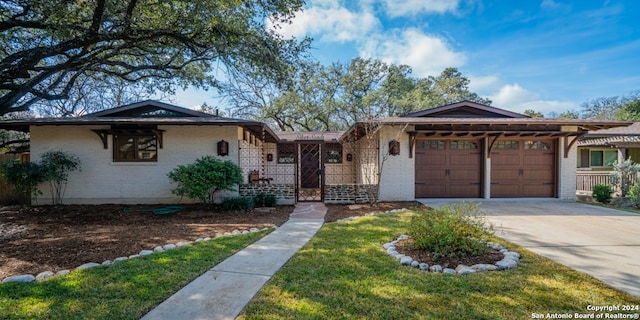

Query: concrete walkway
[[141, 202, 327, 320], [419, 199, 640, 297]]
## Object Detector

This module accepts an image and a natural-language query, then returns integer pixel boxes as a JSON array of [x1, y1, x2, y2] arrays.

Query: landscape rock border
[[1, 226, 273, 284], [383, 235, 521, 275]]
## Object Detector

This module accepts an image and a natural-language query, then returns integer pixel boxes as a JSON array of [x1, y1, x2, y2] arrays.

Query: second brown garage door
[[415, 139, 482, 198], [490, 139, 556, 197]]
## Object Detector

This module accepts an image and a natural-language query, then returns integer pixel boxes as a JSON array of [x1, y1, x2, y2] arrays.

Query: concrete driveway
[[419, 199, 640, 297]]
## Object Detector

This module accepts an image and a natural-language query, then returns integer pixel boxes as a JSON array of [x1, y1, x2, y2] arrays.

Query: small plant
[[254, 193, 277, 207], [627, 183, 640, 207], [221, 197, 254, 212], [592, 183, 613, 204], [39, 150, 81, 205], [167, 156, 244, 204], [408, 202, 492, 262]]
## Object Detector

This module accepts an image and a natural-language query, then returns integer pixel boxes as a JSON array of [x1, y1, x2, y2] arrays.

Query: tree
[[616, 98, 640, 121], [524, 109, 544, 118], [33, 73, 165, 117], [39, 150, 81, 205], [0, 0, 308, 116]]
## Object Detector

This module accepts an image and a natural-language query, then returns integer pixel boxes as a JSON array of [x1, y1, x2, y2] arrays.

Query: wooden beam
[[409, 132, 416, 158], [91, 129, 109, 149], [564, 132, 587, 158], [487, 133, 503, 159]]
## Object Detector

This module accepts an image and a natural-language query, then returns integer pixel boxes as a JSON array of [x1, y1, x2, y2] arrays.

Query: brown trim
[[486, 133, 503, 159], [91, 128, 164, 150], [564, 133, 587, 158]]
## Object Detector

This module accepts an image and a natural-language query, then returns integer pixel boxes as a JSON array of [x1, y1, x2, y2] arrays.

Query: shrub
[[627, 183, 640, 206], [592, 183, 613, 204], [0, 160, 46, 204], [609, 159, 640, 197], [221, 197, 254, 212], [408, 202, 492, 262], [39, 150, 81, 205], [167, 156, 243, 204], [254, 193, 277, 207]]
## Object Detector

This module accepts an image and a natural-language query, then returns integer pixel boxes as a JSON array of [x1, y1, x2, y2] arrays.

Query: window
[[325, 143, 343, 163], [417, 140, 444, 149], [277, 143, 295, 163], [590, 150, 617, 167], [451, 140, 478, 150], [114, 135, 158, 162], [495, 140, 519, 149], [525, 141, 551, 150]]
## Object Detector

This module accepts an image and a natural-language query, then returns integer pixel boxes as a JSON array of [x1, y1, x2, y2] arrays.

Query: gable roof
[[0, 100, 280, 143], [578, 122, 640, 147], [86, 100, 214, 118], [401, 100, 528, 119]]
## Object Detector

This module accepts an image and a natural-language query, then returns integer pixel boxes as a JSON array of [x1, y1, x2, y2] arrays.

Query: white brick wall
[[559, 137, 578, 201], [378, 125, 415, 201], [30, 125, 240, 204]]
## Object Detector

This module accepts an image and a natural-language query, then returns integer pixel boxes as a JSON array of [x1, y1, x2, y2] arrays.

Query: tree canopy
[[226, 59, 490, 131], [580, 91, 640, 120], [0, 0, 308, 116]]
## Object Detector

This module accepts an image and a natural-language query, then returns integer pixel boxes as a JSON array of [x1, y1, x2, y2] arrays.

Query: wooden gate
[[297, 142, 324, 202], [0, 154, 30, 204]]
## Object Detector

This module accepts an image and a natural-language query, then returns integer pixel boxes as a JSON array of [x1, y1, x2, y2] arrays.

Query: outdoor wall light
[[267, 153, 273, 161], [346, 153, 353, 161], [217, 140, 229, 156], [389, 140, 400, 156]]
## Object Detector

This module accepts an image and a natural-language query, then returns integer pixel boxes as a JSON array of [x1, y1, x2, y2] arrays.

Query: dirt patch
[[325, 201, 424, 222], [2, 201, 488, 280], [395, 239, 504, 269], [0, 204, 292, 279]]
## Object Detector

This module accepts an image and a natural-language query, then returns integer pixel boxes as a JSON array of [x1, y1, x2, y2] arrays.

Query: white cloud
[[488, 83, 577, 114], [489, 83, 538, 107], [361, 28, 466, 77], [269, 4, 380, 42], [468, 75, 499, 92], [382, 0, 460, 17]]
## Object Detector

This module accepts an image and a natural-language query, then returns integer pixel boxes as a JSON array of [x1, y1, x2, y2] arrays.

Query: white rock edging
[[383, 235, 521, 275], [1, 226, 274, 284]]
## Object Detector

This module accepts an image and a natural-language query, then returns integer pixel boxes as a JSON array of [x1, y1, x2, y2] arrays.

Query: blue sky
[[172, 0, 640, 115]]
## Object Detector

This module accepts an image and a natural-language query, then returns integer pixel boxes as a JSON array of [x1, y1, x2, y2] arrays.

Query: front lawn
[[0, 231, 268, 320], [239, 211, 640, 319]]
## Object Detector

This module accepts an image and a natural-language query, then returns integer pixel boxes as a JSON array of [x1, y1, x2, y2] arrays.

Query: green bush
[[39, 150, 81, 205], [254, 193, 277, 207], [627, 183, 640, 206], [592, 183, 613, 204], [221, 197, 254, 212], [408, 202, 492, 262], [0, 160, 46, 204], [167, 156, 243, 204]]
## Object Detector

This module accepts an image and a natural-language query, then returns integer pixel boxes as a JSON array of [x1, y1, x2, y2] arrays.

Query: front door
[[297, 142, 324, 201]]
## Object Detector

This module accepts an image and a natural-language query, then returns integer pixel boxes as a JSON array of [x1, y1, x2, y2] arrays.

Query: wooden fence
[[0, 153, 30, 204], [576, 170, 637, 195]]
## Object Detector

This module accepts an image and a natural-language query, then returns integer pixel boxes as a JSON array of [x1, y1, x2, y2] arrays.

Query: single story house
[[576, 122, 640, 194], [0, 100, 629, 204]]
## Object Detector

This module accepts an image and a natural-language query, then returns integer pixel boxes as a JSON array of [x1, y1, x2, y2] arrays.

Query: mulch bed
[[395, 239, 505, 269], [0, 204, 292, 279], [1, 200, 499, 280]]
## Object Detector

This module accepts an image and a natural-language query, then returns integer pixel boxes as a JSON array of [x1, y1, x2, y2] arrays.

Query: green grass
[[238, 211, 640, 319], [0, 231, 269, 320]]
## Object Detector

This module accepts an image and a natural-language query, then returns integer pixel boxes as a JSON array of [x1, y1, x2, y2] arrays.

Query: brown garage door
[[491, 139, 556, 197], [415, 139, 482, 198]]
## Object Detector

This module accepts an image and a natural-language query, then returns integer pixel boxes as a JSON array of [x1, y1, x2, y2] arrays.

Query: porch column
[[618, 147, 627, 163], [484, 136, 491, 199]]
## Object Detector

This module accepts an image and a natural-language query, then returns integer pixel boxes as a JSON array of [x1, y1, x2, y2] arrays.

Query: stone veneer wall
[[238, 184, 295, 205], [324, 184, 379, 204]]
